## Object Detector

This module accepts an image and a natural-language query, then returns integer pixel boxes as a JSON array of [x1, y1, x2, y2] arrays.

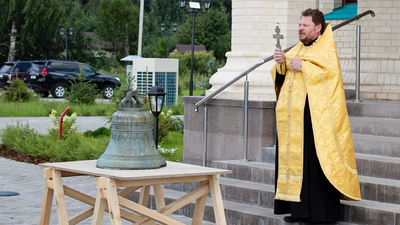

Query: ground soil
[[0, 144, 52, 164]]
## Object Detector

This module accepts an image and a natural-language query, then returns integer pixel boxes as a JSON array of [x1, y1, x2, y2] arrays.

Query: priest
[[271, 8, 361, 223]]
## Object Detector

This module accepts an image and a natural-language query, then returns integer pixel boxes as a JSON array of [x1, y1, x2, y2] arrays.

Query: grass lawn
[[0, 98, 116, 117]]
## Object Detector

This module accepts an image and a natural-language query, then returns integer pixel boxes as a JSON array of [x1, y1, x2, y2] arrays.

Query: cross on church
[[273, 23, 284, 49]]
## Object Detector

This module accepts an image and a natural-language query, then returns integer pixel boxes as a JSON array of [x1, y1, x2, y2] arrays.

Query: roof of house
[[169, 44, 207, 54]]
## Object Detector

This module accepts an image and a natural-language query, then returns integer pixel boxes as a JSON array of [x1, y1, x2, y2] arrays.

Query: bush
[[66, 68, 99, 105], [156, 110, 178, 143], [0, 122, 108, 162], [170, 51, 217, 75], [84, 127, 111, 138], [46, 109, 78, 140], [3, 77, 33, 109]]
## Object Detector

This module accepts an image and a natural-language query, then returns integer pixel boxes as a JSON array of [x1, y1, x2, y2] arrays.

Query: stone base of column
[[206, 51, 277, 101]]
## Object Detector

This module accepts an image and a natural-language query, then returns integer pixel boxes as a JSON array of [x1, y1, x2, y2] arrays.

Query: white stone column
[[206, 0, 317, 101]]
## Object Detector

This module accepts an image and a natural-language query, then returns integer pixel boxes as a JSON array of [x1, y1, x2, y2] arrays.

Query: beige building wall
[[208, 0, 400, 100], [207, 0, 317, 101]]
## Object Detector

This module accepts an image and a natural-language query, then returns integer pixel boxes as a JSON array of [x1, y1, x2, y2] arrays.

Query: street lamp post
[[179, 0, 211, 96], [147, 86, 166, 148], [161, 23, 178, 58], [60, 28, 74, 60]]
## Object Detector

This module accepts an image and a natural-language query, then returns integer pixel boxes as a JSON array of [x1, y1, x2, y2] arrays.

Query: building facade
[[207, 0, 400, 100]]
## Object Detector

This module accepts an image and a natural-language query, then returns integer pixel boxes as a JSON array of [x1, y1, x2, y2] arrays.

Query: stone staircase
[[129, 100, 400, 224]]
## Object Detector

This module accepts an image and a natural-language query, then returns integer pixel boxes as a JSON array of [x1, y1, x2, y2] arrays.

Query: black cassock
[[273, 71, 341, 223]]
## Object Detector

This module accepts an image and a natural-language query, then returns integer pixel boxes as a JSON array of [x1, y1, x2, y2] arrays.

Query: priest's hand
[[274, 47, 285, 64], [291, 57, 302, 71]]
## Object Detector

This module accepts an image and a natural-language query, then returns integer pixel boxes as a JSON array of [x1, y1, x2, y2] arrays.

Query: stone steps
[[213, 160, 400, 205], [352, 133, 400, 157], [355, 153, 400, 180], [350, 116, 400, 138], [212, 161, 400, 225], [128, 186, 362, 225]]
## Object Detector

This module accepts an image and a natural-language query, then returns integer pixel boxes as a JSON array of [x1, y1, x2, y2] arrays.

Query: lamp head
[[60, 28, 65, 36], [68, 28, 74, 36], [203, 0, 211, 10], [147, 86, 166, 115], [172, 23, 178, 32], [161, 23, 165, 32], [179, 0, 186, 9]]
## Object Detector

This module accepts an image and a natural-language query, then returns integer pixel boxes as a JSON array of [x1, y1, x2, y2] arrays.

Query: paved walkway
[[0, 116, 213, 225]]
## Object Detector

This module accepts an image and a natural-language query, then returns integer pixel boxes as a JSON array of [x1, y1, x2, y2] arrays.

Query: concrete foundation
[[182, 96, 276, 166]]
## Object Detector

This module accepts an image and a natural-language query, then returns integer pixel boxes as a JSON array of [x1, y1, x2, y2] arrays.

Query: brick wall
[[231, 0, 317, 54]]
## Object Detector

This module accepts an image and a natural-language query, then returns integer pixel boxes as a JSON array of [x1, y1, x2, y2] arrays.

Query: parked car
[[26, 60, 121, 98], [0, 61, 32, 85]]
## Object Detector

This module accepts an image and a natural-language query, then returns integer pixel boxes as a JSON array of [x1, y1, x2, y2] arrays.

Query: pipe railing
[[194, 10, 375, 166]]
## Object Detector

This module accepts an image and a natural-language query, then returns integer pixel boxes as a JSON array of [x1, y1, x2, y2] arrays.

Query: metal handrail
[[194, 10, 375, 111]]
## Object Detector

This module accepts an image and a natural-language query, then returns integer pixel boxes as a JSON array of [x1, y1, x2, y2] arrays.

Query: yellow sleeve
[[276, 62, 286, 75]]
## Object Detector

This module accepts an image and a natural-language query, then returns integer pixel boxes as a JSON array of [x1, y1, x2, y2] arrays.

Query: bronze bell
[[96, 91, 166, 170]]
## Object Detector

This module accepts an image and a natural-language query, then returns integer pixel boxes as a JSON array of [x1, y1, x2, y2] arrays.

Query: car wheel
[[52, 83, 67, 98], [103, 85, 115, 99]]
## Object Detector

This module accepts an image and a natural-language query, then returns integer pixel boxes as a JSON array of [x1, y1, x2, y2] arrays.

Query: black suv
[[0, 61, 32, 85], [26, 60, 121, 98]]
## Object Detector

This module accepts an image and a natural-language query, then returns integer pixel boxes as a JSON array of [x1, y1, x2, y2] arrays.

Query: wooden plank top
[[39, 160, 231, 180]]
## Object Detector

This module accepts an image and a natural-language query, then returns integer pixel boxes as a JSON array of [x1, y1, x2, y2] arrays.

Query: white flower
[[71, 112, 77, 119]]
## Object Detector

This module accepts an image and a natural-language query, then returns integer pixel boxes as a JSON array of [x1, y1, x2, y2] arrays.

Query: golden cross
[[273, 23, 284, 49]]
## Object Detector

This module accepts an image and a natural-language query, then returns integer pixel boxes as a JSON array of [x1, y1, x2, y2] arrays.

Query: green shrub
[[170, 51, 217, 75], [66, 71, 99, 105], [156, 110, 178, 144], [0, 122, 108, 162], [84, 127, 111, 138], [3, 77, 34, 110], [46, 109, 78, 140]]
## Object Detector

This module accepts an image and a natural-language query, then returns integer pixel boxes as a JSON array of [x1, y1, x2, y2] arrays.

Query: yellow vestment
[[271, 24, 361, 202]]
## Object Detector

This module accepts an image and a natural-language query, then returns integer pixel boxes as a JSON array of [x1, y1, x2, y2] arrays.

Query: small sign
[[31, 75, 36, 79]]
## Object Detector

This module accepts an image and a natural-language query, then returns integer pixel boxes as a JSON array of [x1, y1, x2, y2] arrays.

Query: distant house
[[84, 32, 114, 58], [169, 44, 207, 55]]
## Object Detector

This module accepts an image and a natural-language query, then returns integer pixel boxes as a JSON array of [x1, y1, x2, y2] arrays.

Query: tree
[[95, 0, 141, 60], [20, 0, 75, 60], [176, 6, 231, 61], [0, 0, 26, 61]]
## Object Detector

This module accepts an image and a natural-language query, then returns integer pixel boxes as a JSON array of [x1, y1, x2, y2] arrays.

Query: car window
[[81, 64, 96, 75], [64, 63, 79, 74], [30, 64, 44, 73], [47, 62, 63, 72], [14, 63, 31, 72], [1, 65, 13, 73]]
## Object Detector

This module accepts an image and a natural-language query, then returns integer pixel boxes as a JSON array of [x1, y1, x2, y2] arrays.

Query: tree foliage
[[176, 6, 231, 60], [95, 0, 141, 59], [0, 0, 232, 68]]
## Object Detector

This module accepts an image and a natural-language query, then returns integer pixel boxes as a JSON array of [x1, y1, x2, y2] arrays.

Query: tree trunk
[[8, 13, 17, 62]]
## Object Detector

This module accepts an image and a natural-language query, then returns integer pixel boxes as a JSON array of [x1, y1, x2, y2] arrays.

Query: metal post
[[167, 34, 170, 58], [189, 10, 196, 96], [203, 104, 208, 167], [65, 36, 68, 60], [153, 114, 159, 148], [355, 25, 362, 103], [243, 75, 249, 161], [138, 0, 144, 56]]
